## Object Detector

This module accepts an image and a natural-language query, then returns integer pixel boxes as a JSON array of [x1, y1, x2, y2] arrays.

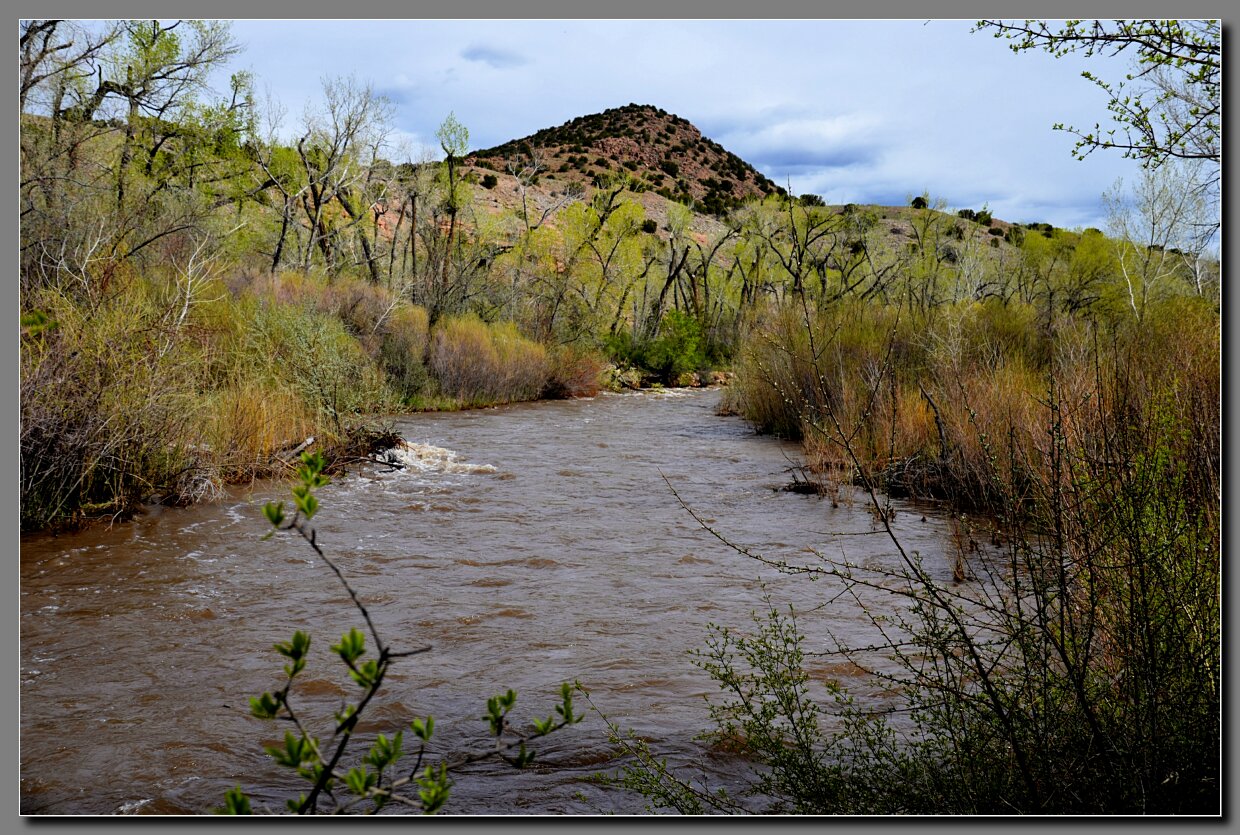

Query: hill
[[467, 103, 784, 217], [456, 103, 1038, 265]]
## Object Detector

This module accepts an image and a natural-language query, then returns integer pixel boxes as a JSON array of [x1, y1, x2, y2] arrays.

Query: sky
[[214, 19, 1155, 232]]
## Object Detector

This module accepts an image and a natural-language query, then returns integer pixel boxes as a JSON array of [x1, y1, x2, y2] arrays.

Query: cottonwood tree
[[1104, 159, 1218, 318], [296, 76, 393, 278], [977, 20, 1220, 168], [20, 20, 249, 294], [20, 20, 119, 114]]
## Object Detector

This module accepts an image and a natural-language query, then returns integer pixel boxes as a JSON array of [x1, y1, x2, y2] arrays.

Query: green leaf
[[365, 730, 403, 771], [416, 764, 452, 814], [297, 492, 319, 520], [411, 715, 434, 741], [275, 630, 311, 660], [345, 766, 377, 796], [249, 691, 281, 719], [349, 658, 380, 689], [332, 627, 365, 664], [218, 786, 251, 815], [262, 501, 285, 527], [335, 704, 357, 726]]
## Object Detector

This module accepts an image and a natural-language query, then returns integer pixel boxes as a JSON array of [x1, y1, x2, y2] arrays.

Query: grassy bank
[[19, 269, 611, 532], [687, 293, 1221, 812], [728, 295, 1219, 515]]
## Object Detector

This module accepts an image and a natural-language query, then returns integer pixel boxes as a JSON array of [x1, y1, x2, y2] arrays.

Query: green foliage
[[606, 310, 706, 385], [429, 314, 550, 406], [978, 20, 1220, 171], [436, 111, 470, 159]]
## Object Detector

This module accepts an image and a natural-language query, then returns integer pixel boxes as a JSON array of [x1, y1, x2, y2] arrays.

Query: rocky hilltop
[[467, 103, 784, 217]]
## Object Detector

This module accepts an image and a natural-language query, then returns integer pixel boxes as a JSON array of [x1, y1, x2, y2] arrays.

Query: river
[[20, 387, 965, 814]]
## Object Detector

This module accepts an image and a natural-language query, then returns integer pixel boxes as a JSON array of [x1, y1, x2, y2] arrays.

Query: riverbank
[[19, 266, 735, 533]]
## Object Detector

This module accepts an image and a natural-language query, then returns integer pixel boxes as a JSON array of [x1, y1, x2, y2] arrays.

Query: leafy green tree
[[20, 19, 249, 296]]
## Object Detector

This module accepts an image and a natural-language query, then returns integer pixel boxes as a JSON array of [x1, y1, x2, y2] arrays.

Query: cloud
[[712, 114, 885, 182], [461, 44, 528, 70]]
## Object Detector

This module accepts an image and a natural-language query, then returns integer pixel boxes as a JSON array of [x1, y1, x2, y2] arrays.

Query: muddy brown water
[[20, 388, 965, 814]]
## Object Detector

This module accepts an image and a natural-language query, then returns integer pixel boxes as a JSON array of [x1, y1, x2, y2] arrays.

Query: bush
[[481, 173, 498, 189], [19, 270, 399, 530], [543, 345, 607, 398], [605, 309, 706, 385], [641, 218, 658, 234], [378, 304, 431, 402], [429, 314, 550, 406]]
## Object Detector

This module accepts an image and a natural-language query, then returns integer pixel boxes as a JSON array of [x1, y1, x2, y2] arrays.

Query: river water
[[20, 387, 965, 814]]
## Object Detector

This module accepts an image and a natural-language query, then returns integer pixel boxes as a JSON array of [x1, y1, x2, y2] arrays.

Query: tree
[[20, 20, 249, 294], [19, 20, 119, 114], [434, 112, 470, 313], [1103, 159, 1217, 318], [976, 20, 1220, 174], [294, 76, 393, 280]]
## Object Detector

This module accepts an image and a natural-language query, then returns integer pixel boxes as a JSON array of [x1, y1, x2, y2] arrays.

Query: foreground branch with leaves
[[220, 451, 582, 815]]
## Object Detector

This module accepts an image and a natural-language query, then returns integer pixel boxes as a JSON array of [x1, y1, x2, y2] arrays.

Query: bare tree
[[296, 75, 393, 277], [1104, 159, 1218, 318]]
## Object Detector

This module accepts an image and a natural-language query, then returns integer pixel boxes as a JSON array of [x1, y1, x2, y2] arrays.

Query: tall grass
[[731, 295, 1218, 514], [668, 291, 1221, 813], [20, 270, 400, 530]]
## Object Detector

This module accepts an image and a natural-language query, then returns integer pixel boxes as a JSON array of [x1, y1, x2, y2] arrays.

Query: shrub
[[429, 314, 550, 406], [481, 173, 498, 189], [606, 310, 706, 385], [641, 218, 658, 234], [543, 345, 607, 398], [222, 453, 583, 814], [379, 304, 431, 402], [618, 293, 1220, 814]]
